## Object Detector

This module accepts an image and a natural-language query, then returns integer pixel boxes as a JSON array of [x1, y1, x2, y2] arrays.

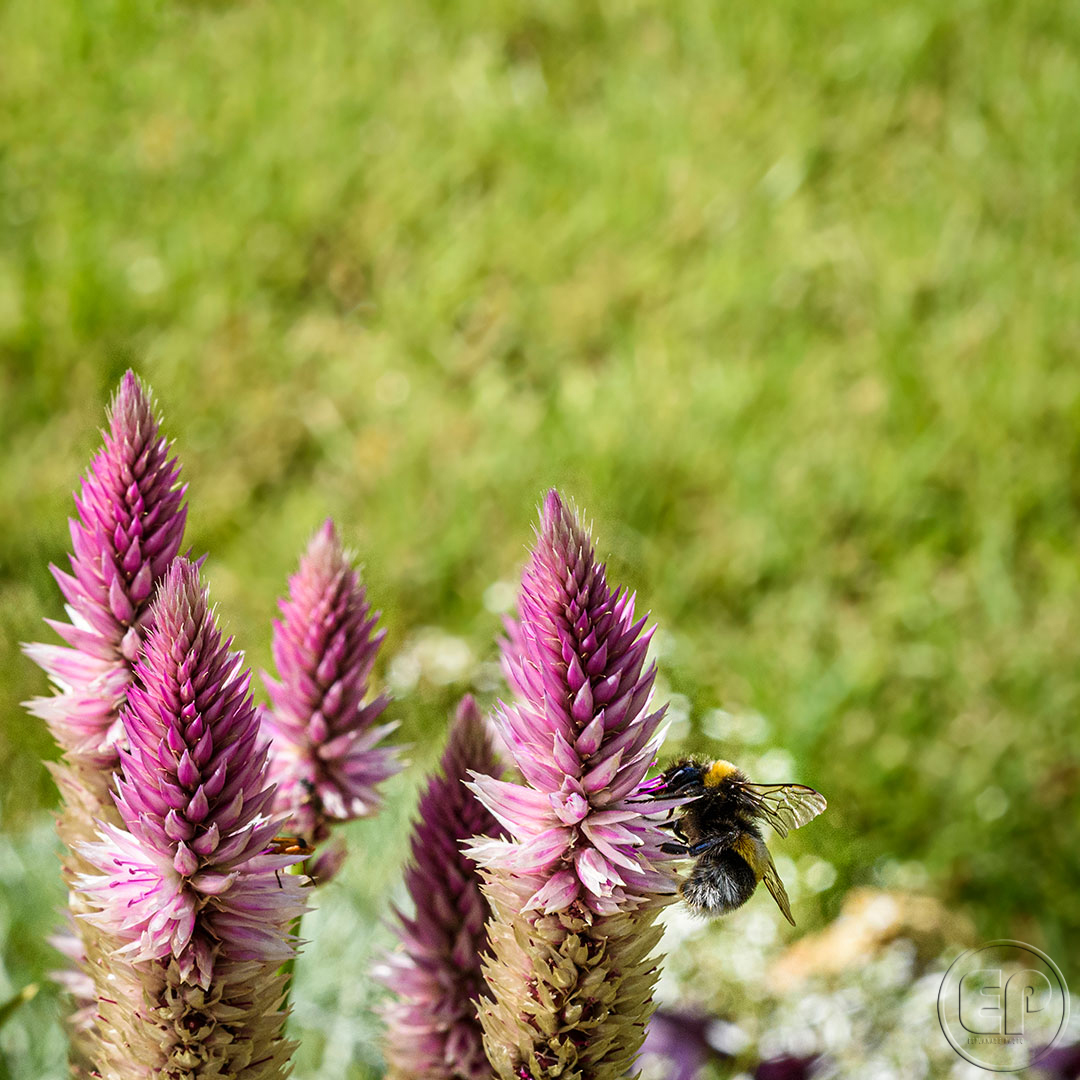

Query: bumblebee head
[[653, 757, 745, 798], [659, 759, 707, 794]]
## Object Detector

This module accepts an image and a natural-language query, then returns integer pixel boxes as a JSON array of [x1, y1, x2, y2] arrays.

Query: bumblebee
[[648, 758, 826, 925]]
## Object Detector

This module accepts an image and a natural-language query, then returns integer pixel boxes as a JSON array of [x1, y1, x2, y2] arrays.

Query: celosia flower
[[78, 559, 306, 1077], [466, 490, 682, 1080], [378, 696, 504, 1080], [468, 491, 679, 914], [24, 370, 187, 768], [21, 371, 188, 1060], [262, 519, 401, 846]]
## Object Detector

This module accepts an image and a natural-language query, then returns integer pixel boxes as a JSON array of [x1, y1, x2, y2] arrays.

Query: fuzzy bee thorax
[[703, 759, 739, 787]]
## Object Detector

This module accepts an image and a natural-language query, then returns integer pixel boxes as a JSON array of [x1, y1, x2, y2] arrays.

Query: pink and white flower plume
[[21, 371, 188, 1054], [262, 519, 402, 849], [465, 490, 681, 1080], [378, 695, 505, 1080], [24, 370, 187, 769], [78, 558, 306, 1077]]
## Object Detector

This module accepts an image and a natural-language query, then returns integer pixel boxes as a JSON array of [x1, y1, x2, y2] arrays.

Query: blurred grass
[[3, 0, 1080, 1075]]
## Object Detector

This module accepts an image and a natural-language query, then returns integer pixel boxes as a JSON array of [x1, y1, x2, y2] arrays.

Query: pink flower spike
[[472, 490, 677, 914], [378, 696, 504, 1080], [77, 558, 306, 1078], [468, 490, 681, 1080], [262, 519, 403, 849], [21, 371, 188, 1061], [24, 370, 187, 763]]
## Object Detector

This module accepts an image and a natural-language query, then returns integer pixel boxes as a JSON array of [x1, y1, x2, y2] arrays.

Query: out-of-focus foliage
[[2, 0, 1079, 1077]]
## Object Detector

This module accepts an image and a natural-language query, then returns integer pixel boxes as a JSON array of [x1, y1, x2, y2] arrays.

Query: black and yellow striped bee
[[648, 758, 826, 925]]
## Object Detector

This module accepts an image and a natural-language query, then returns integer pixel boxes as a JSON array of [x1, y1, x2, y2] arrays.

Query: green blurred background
[[2, 1, 1079, 1076]]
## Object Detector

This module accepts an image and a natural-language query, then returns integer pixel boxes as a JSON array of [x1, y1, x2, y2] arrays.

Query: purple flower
[[755, 1056, 820, 1080], [78, 559, 306, 1075], [378, 696, 504, 1080], [1035, 1042, 1080, 1079], [638, 1007, 732, 1080], [81, 559, 301, 981], [467, 490, 679, 916], [262, 519, 401, 846], [465, 490, 680, 1080], [24, 370, 187, 766], [21, 371, 188, 1062]]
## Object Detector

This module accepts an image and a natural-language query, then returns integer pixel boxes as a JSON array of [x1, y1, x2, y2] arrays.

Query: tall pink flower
[[78, 559, 306, 1077], [262, 519, 401, 850], [25, 370, 187, 771], [378, 696, 504, 1080], [21, 371, 188, 1056], [466, 491, 682, 1080]]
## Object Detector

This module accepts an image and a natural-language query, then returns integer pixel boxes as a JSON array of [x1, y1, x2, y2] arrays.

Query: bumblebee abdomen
[[680, 848, 758, 917], [730, 830, 768, 882]]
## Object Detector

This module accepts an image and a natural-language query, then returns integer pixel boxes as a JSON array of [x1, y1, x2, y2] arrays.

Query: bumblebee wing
[[760, 846, 796, 926], [735, 783, 826, 838]]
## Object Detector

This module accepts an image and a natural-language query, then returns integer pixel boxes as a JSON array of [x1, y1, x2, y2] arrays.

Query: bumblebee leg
[[687, 836, 734, 856], [671, 783, 705, 797], [661, 825, 719, 854]]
